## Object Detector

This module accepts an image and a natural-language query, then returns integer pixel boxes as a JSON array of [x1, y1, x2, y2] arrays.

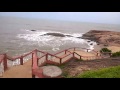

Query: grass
[[74, 65, 120, 78], [100, 48, 111, 53], [112, 51, 120, 57], [61, 71, 72, 78]]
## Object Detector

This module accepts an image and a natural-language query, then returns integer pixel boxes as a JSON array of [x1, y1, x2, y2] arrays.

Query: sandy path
[[107, 46, 120, 53], [1, 60, 32, 78]]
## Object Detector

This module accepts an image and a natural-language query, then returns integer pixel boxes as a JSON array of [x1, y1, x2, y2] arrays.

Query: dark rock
[[90, 43, 93, 45], [43, 33, 65, 37], [97, 43, 100, 45], [31, 30, 36, 31], [87, 40, 91, 42]]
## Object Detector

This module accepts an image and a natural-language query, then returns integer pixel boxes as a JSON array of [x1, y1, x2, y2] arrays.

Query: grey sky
[[0, 12, 120, 24]]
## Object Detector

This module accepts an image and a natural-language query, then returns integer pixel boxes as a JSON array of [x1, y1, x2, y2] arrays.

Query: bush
[[112, 51, 120, 57], [100, 48, 111, 53]]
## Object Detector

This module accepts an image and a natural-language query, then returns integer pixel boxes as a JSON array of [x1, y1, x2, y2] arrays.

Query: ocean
[[0, 16, 120, 57]]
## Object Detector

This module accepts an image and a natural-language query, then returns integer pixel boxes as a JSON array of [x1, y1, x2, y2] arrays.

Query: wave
[[17, 29, 97, 51]]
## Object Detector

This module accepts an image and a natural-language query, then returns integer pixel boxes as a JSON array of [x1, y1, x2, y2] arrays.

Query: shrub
[[112, 51, 120, 57], [100, 48, 111, 53]]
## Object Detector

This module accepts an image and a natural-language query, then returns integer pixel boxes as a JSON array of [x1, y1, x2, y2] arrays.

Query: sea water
[[0, 16, 120, 56]]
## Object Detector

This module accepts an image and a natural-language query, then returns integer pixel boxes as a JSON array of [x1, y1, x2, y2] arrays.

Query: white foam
[[52, 48, 60, 51], [17, 30, 96, 51], [71, 33, 84, 37], [87, 41, 97, 52], [62, 37, 85, 44]]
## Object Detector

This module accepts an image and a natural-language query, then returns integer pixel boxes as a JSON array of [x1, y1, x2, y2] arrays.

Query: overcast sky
[[0, 12, 120, 24]]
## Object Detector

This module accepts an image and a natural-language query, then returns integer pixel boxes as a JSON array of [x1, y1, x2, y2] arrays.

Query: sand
[[1, 60, 32, 78], [107, 46, 120, 53]]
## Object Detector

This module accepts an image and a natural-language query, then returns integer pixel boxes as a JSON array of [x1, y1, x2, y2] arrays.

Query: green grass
[[100, 48, 111, 53], [112, 51, 120, 57], [75, 65, 120, 78]]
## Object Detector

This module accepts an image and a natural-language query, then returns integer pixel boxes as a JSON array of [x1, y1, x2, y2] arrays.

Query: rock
[[31, 30, 36, 31], [87, 40, 91, 42], [97, 43, 100, 45], [82, 30, 120, 47], [90, 43, 93, 45], [43, 33, 65, 37]]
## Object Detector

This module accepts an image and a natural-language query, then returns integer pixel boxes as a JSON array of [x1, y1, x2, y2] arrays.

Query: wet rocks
[[82, 30, 120, 46], [42, 33, 73, 37], [43, 33, 65, 37]]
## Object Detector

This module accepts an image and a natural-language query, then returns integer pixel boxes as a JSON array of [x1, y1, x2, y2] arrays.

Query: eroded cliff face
[[82, 30, 120, 46]]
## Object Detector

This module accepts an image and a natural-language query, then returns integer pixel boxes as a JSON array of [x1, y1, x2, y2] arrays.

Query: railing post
[[3, 54, 7, 71], [32, 49, 38, 69], [80, 56, 81, 60], [32, 52, 33, 67], [87, 49, 88, 52], [65, 50, 66, 54], [73, 52, 74, 57], [60, 58, 62, 64], [20, 56, 23, 65], [46, 53, 48, 61]]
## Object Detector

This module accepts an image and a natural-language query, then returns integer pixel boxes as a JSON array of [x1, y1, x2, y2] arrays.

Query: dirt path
[[62, 58, 120, 77]]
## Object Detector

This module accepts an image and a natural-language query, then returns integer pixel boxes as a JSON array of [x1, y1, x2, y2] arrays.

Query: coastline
[[82, 30, 120, 53], [1, 30, 120, 78]]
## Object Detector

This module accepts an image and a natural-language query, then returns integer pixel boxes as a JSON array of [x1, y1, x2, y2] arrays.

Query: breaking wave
[[17, 29, 96, 51]]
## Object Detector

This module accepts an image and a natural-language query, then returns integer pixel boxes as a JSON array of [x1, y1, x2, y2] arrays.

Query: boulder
[[31, 30, 36, 31], [43, 33, 65, 37]]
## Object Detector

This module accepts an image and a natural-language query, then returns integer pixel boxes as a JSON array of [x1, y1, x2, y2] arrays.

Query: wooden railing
[[0, 47, 104, 78]]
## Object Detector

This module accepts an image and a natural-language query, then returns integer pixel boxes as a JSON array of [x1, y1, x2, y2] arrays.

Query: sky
[[0, 12, 120, 24]]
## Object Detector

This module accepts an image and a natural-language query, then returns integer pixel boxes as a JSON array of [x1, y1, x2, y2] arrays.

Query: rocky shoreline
[[82, 30, 120, 47]]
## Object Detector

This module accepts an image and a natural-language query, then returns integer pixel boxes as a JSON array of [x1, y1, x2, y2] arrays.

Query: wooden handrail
[[22, 51, 33, 57], [61, 53, 72, 59], [66, 50, 73, 54], [48, 53, 61, 59], [36, 49, 47, 54], [37, 54, 47, 60], [74, 52, 81, 57]]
